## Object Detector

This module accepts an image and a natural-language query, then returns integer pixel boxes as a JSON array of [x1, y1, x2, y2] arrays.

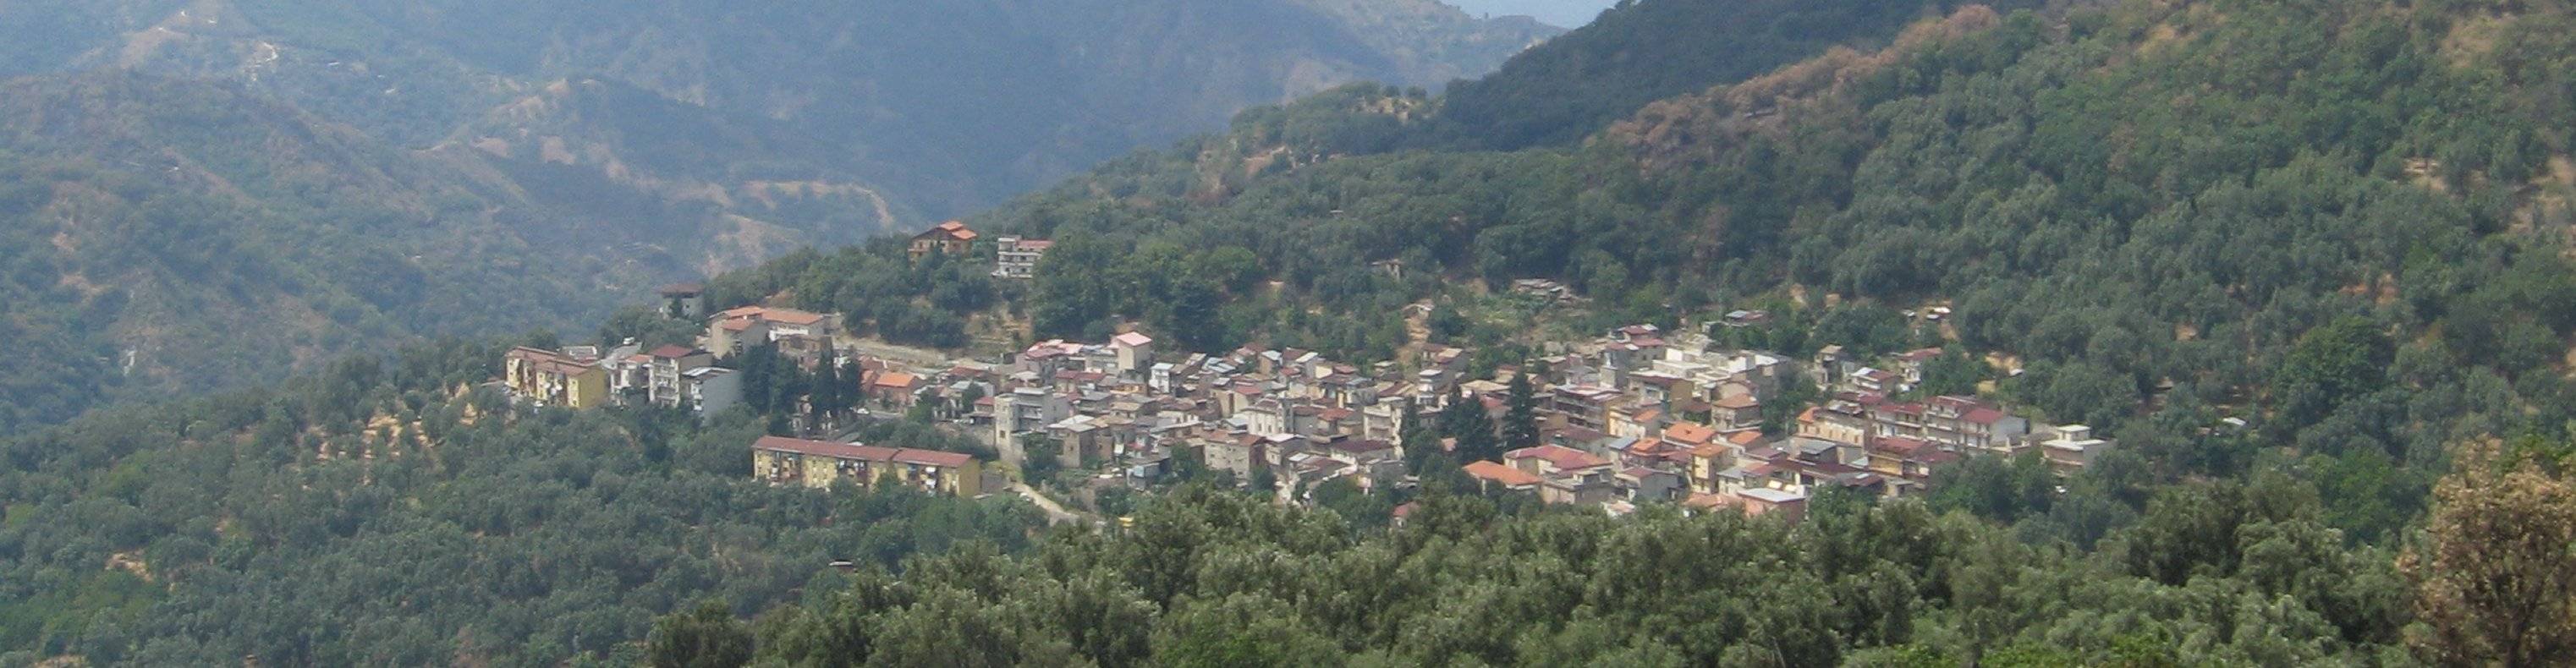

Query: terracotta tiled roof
[[1663, 422, 1719, 446], [1464, 461, 1544, 487], [754, 436, 978, 468]]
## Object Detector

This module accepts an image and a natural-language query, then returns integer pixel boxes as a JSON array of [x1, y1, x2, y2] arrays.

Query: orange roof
[[1715, 394, 1760, 410], [761, 308, 828, 326], [917, 220, 980, 242], [1683, 492, 1738, 510], [1727, 430, 1766, 446], [1663, 422, 1719, 446], [1464, 461, 1543, 487], [872, 372, 920, 388], [715, 305, 828, 327]]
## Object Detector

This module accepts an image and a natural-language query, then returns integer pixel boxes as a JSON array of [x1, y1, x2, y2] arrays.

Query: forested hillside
[[1430, 0, 2045, 150], [0, 340, 1035, 665], [0, 0, 1557, 217], [0, 0, 1559, 432], [660, 0, 2576, 659], [0, 71, 659, 432], [927, 0, 2576, 474], [25, 0, 2576, 665]]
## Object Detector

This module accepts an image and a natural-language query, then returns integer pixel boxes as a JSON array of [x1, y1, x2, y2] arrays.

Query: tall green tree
[[1439, 392, 1501, 463], [1501, 372, 1541, 450], [649, 600, 754, 668]]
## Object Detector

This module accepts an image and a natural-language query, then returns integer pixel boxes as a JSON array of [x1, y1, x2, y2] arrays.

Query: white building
[[992, 237, 1053, 279]]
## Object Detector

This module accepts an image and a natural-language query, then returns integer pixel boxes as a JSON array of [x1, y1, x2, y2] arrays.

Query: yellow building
[[503, 347, 608, 409], [750, 436, 982, 496]]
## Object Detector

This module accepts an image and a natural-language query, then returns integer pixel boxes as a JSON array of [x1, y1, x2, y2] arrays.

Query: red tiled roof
[[1961, 408, 2008, 424], [649, 345, 698, 359], [755, 436, 897, 461], [1873, 436, 1931, 455], [1684, 492, 1737, 510], [762, 309, 828, 326], [1464, 461, 1544, 487], [752, 436, 975, 468], [1663, 422, 1719, 446], [896, 448, 975, 468]]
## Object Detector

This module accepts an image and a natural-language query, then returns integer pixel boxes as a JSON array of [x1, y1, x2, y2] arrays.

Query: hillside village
[[499, 221, 2116, 523]]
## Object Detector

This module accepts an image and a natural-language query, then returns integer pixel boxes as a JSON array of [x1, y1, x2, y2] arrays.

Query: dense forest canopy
[[0, 339, 1035, 665]]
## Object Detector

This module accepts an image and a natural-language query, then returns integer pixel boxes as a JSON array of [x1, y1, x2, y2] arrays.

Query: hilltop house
[[909, 221, 978, 260], [708, 306, 837, 356], [658, 283, 706, 320]]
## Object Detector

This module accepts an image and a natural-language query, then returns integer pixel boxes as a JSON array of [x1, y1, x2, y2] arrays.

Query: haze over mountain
[[0, 0, 1556, 430], [1447, 0, 1622, 28]]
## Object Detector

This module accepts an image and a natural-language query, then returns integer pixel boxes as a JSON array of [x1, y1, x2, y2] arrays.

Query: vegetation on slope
[[0, 0, 1561, 217], [0, 71, 656, 431], [0, 341, 1035, 665], [709, 0, 2576, 595]]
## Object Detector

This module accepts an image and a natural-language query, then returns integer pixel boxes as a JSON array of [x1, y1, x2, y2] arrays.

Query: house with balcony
[[750, 436, 981, 496]]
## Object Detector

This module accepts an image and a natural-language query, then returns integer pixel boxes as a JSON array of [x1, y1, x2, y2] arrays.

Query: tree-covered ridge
[[0, 70, 717, 432], [1426, 0, 2047, 151], [0, 340, 1038, 665], [915, 0, 2576, 475], [0, 0, 1561, 219], [662, 476, 2425, 666]]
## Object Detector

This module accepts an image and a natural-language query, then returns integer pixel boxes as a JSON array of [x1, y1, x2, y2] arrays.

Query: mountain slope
[[739, 0, 2576, 506], [8, 0, 1559, 218], [0, 1, 1560, 430], [0, 71, 695, 430], [1427, 0, 2045, 150]]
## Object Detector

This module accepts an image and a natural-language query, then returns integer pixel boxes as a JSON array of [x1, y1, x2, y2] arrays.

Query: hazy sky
[[1447, 0, 1621, 29]]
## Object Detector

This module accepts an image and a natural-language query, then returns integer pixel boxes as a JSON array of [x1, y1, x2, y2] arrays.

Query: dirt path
[[834, 335, 968, 370], [1011, 482, 1092, 526]]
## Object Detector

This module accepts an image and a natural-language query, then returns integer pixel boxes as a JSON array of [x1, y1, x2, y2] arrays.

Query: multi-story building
[[750, 436, 981, 496], [994, 387, 1073, 464], [991, 236, 1053, 278], [679, 367, 741, 417], [503, 347, 608, 409], [708, 306, 838, 356], [1546, 386, 1622, 432], [646, 345, 715, 407]]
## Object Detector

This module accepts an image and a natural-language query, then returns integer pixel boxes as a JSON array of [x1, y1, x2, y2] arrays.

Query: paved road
[[1011, 482, 1090, 526]]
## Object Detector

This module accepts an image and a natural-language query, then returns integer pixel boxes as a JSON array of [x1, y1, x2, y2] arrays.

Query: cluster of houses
[[498, 223, 2119, 517], [1438, 328, 2112, 521], [906, 219, 1056, 280], [502, 287, 857, 419], [860, 316, 2112, 523]]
